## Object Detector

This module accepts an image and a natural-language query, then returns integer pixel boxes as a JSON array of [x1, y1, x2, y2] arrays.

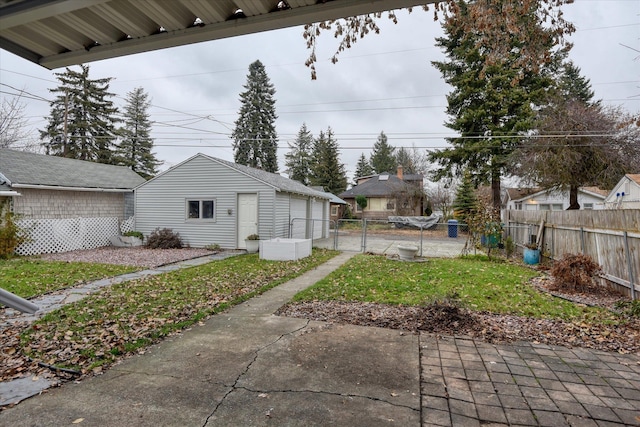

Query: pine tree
[[395, 147, 416, 174], [558, 61, 596, 105], [40, 65, 120, 163], [354, 152, 373, 180], [309, 127, 347, 195], [452, 171, 477, 224], [232, 60, 279, 172], [284, 123, 313, 184], [117, 87, 161, 179], [428, 0, 558, 210], [370, 131, 396, 173]]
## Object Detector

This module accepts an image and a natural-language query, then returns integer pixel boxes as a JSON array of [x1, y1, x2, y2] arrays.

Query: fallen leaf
[[72, 418, 84, 424]]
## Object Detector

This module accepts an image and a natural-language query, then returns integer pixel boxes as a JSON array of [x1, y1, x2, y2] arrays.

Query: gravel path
[[37, 246, 216, 268]]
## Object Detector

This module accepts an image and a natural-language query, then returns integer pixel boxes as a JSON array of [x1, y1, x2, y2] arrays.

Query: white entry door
[[237, 193, 258, 248]]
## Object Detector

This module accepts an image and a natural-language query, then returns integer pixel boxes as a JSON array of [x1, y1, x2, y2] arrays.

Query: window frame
[[186, 198, 216, 221], [331, 205, 339, 216]]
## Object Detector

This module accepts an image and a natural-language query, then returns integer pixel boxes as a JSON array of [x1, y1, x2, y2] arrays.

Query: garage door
[[290, 197, 307, 238]]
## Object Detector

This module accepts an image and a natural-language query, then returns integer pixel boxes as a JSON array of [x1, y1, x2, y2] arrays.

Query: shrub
[[205, 243, 221, 251], [246, 234, 260, 240], [549, 254, 602, 294], [146, 228, 183, 249], [123, 231, 143, 240], [0, 200, 29, 259]]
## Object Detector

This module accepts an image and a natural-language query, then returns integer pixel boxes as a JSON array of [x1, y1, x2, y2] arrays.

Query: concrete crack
[[235, 386, 420, 412], [202, 319, 311, 426]]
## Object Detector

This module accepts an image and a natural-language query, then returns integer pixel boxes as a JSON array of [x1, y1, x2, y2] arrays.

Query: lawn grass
[[292, 254, 610, 321], [0, 258, 139, 298], [21, 249, 339, 372]]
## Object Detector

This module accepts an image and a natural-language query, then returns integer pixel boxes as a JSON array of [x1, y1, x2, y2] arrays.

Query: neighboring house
[[134, 153, 331, 250], [0, 148, 145, 255], [504, 186, 608, 211], [603, 174, 640, 209], [340, 167, 424, 220], [0, 148, 145, 220]]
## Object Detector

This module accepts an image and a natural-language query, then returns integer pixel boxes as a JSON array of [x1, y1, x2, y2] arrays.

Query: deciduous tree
[[0, 94, 32, 149]]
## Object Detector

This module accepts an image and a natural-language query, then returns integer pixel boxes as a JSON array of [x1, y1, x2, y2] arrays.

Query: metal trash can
[[447, 219, 458, 238]]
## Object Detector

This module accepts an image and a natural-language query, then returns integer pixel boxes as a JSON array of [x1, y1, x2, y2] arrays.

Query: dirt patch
[[37, 246, 216, 268], [277, 277, 640, 356]]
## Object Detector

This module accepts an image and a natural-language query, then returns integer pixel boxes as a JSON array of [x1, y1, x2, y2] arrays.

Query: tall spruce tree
[[309, 127, 347, 195], [117, 87, 161, 179], [284, 123, 313, 184], [428, 0, 560, 210], [41, 65, 120, 163], [232, 60, 279, 172], [370, 131, 396, 173], [354, 152, 374, 181], [558, 61, 596, 105], [452, 171, 477, 224]]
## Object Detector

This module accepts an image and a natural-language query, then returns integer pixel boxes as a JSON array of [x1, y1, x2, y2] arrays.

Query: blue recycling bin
[[447, 219, 458, 238]]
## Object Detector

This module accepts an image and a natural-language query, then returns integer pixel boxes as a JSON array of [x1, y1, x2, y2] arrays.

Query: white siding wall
[[274, 192, 291, 238], [135, 156, 276, 249]]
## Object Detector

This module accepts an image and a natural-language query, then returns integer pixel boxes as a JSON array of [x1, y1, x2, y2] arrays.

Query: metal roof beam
[[38, 0, 431, 69]]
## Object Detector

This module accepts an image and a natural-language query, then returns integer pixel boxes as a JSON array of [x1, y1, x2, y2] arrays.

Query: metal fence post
[[362, 218, 367, 252], [623, 231, 637, 300]]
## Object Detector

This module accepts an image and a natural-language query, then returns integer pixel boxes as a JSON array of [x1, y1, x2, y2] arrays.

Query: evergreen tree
[[284, 123, 313, 184], [354, 152, 373, 180], [117, 87, 161, 179], [232, 60, 279, 172], [395, 147, 416, 174], [428, 0, 559, 210], [41, 65, 120, 163], [370, 131, 396, 173], [452, 171, 477, 224], [309, 127, 347, 195], [558, 61, 596, 105]]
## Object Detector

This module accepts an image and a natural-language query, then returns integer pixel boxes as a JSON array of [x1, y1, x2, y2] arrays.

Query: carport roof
[[1, 0, 429, 69]]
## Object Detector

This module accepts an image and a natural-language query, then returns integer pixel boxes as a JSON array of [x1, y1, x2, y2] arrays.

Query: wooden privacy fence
[[505, 210, 640, 299]]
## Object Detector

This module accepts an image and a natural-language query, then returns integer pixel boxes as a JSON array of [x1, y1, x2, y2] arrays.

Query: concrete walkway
[[1, 250, 639, 426]]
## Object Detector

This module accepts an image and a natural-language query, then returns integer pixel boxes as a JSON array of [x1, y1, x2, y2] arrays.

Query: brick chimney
[[397, 165, 403, 180]]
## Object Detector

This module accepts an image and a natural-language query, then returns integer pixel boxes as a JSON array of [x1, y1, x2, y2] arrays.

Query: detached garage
[[134, 154, 330, 249]]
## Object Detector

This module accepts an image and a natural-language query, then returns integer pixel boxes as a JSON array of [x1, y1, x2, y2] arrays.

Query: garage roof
[[1, 0, 429, 70]]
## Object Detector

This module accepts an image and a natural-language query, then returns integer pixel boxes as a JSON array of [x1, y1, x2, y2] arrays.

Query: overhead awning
[[0, 0, 430, 70]]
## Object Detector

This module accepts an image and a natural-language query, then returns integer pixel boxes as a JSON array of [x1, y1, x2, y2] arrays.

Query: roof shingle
[[0, 149, 145, 190]]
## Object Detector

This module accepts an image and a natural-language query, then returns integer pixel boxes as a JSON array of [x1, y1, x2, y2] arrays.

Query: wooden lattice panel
[[15, 217, 120, 256], [120, 216, 134, 234]]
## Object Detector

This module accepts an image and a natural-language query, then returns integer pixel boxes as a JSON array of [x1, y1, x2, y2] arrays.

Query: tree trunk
[[567, 186, 580, 210], [491, 173, 501, 212]]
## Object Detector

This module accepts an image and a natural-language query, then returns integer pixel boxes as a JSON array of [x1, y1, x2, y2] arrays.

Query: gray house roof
[[0, 149, 145, 191], [341, 173, 413, 198], [143, 153, 330, 200]]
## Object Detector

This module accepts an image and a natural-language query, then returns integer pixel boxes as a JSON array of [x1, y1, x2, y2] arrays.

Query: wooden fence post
[[623, 231, 637, 300]]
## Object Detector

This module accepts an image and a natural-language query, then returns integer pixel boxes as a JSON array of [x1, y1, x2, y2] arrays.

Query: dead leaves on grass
[[12, 254, 331, 381]]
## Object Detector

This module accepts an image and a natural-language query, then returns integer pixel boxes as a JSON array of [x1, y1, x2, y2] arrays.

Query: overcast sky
[[1, 0, 638, 182]]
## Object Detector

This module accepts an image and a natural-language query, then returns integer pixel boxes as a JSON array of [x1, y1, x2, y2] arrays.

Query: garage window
[[187, 199, 215, 220]]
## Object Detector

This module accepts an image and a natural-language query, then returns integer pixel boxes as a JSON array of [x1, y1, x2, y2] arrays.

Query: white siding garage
[[290, 196, 308, 239], [135, 154, 330, 249]]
